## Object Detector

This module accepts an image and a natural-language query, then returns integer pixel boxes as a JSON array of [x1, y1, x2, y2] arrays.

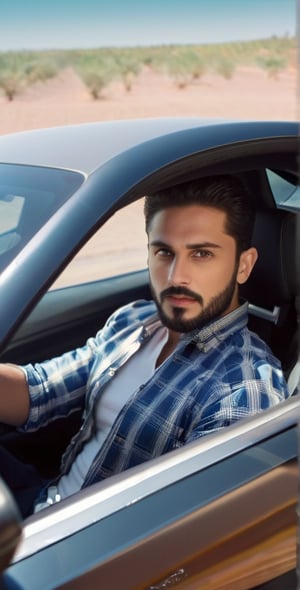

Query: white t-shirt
[[58, 326, 168, 499]]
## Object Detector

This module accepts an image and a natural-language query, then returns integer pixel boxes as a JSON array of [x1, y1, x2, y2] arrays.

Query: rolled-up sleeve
[[18, 300, 154, 432], [19, 336, 100, 432]]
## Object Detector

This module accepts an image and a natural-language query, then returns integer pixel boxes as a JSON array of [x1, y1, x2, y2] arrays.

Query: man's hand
[[0, 364, 30, 426]]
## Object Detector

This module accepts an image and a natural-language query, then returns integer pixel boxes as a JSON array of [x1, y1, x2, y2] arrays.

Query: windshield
[[0, 164, 84, 273]]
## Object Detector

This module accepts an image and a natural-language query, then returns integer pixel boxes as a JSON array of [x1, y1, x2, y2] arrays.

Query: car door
[[2, 395, 299, 590]]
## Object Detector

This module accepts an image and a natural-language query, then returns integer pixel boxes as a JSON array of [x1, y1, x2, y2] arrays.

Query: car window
[[0, 194, 24, 233], [266, 168, 300, 210], [51, 199, 148, 289], [0, 164, 84, 272], [0, 194, 24, 256]]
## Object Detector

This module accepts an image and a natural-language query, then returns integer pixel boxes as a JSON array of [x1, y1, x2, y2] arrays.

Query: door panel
[[5, 426, 297, 590]]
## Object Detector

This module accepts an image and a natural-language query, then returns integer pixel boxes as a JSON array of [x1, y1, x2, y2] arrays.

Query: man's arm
[[0, 364, 30, 426], [185, 375, 289, 444], [0, 301, 154, 431]]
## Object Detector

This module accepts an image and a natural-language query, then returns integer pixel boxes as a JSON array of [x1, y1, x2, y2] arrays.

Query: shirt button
[[197, 342, 207, 352], [108, 367, 116, 377]]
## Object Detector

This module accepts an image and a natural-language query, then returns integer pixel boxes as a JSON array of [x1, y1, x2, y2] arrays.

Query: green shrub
[[213, 57, 236, 79], [74, 54, 117, 99], [0, 70, 25, 100], [256, 53, 287, 78], [114, 54, 141, 91], [23, 59, 58, 83], [0, 54, 27, 100], [164, 49, 206, 89], [77, 66, 112, 99]]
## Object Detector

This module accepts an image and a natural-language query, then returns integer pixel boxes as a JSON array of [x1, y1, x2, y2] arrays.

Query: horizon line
[[0, 33, 296, 54]]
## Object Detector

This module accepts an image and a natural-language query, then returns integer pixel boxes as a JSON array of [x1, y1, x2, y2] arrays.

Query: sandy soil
[[0, 65, 297, 286], [0, 65, 297, 135]]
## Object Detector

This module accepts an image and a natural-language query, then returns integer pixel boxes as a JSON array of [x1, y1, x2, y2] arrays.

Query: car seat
[[240, 208, 299, 395]]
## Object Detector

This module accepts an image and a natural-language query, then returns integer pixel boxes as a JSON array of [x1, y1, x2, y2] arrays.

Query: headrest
[[240, 209, 297, 312]]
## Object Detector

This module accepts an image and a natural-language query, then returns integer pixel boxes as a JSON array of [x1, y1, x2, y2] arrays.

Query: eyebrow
[[149, 240, 222, 250]]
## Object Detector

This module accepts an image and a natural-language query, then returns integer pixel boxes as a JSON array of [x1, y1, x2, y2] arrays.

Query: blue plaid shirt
[[21, 300, 289, 488]]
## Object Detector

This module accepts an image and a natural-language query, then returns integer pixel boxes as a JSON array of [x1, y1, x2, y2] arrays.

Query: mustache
[[160, 286, 203, 305]]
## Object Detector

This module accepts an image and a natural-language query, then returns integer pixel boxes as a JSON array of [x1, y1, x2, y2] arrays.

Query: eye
[[193, 249, 213, 259], [156, 248, 173, 257]]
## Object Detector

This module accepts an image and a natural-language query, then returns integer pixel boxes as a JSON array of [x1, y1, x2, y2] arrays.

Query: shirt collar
[[187, 301, 249, 352]]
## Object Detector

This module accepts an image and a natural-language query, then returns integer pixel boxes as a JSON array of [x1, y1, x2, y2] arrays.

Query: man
[[0, 175, 289, 517]]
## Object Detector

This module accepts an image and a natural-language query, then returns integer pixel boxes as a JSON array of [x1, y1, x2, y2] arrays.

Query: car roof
[[0, 118, 216, 174], [0, 117, 298, 176]]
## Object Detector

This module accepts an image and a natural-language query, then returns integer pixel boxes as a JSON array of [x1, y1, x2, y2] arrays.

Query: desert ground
[[0, 65, 297, 286], [0, 65, 297, 134]]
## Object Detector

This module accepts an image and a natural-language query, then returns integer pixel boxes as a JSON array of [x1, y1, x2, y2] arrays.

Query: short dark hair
[[144, 175, 256, 255]]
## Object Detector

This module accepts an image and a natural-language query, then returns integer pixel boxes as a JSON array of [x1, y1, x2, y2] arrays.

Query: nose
[[168, 256, 190, 285]]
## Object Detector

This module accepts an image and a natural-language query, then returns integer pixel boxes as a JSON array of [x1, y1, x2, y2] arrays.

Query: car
[[0, 118, 299, 590]]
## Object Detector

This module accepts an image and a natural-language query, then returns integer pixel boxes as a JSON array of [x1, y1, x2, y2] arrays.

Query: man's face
[[147, 204, 255, 333]]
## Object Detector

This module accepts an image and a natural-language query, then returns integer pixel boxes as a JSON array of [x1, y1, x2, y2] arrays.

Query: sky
[[0, 0, 297, 51]]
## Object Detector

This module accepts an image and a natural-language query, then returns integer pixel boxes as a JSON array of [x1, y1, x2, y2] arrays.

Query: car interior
[[0, 161, 299, 482], [241, 206, 298, 384], [0, 150, 299, 588]]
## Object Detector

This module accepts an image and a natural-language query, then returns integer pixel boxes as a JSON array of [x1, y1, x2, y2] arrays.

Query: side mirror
[[0, 478, 22, 572]]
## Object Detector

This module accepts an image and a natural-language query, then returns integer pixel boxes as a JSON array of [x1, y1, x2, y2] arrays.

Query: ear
[[236, 247, 258, 285]]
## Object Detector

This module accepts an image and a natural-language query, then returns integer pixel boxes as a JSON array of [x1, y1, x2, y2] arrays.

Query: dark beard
[[150, 270, 238, 333]]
